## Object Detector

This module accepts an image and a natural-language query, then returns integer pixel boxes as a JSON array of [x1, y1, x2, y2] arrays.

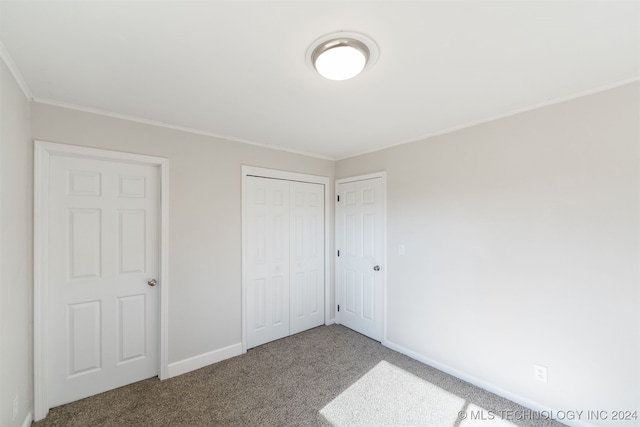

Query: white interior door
[[289, 181, 325, 335], [336, 177, 385, 341], [246, 177, 291, 348], [245, 176, 325, 349], [48, 154, 159, 407]]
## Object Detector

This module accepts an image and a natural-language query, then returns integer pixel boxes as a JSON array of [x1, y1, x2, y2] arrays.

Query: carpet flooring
[[320, 360, 470, 426], [34, 325, 566, 427]]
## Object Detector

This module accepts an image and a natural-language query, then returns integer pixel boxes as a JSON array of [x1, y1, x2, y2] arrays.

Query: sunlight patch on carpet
[[320, 361, 518, 427]]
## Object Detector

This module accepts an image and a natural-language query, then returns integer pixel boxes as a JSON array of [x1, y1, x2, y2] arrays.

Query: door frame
[[33, 140, 170, 420], [335, 172, 388, 343], [241, 165, 331, 353]]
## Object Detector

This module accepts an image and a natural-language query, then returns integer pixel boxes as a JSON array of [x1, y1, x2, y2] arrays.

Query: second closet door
[[246, 177, 324, 349], [289, 181, 325, 335]]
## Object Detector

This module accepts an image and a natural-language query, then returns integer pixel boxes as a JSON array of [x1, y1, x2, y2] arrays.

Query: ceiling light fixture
[[306, 32, 379, 81]]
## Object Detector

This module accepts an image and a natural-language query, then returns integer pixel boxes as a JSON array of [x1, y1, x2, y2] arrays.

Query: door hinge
[[337, 195, 340, 202], [337, 250, 340, 257], [337, 305, 340, 312]]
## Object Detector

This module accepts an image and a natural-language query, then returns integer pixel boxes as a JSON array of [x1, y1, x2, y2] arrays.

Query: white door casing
[[241, 166, 330, 352], [336, 174, 386, 341], [34, 141, 169, 421]]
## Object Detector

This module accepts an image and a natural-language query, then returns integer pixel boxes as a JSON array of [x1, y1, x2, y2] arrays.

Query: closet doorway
[[241, 166, 330, 351]]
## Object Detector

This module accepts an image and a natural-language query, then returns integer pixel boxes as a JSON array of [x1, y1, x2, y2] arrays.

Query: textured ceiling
[[1, 1, 638, 159]]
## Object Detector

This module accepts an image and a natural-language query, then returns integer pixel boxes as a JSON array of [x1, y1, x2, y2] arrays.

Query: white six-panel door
[[289, 181, 325, 335], [245, 176, 325, 349], [48, 154, 159, 406], [336, 177, 384, 341], [245, 177, 291, 348]]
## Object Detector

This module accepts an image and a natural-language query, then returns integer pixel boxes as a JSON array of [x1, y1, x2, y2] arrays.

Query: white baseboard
[[21, 412, 33, 427], [383, 339, 596, 427], [326, 318, 336, 325], [167, 343, 242, 378]]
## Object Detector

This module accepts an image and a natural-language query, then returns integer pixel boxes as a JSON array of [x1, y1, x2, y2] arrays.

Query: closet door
[[245, 175, 326, 349], [246, 177, 290, 349], [290, 182, 325, 335]]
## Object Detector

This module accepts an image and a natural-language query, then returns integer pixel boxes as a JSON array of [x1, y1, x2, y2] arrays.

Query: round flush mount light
[[306, 32, 379, 81]]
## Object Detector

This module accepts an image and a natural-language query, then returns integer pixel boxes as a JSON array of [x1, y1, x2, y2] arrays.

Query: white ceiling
[[1, 1, 638, 159]]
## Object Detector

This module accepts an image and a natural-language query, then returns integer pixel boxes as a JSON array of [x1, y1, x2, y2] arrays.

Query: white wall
[[29, 102, 335, 367], [336, 82, 639, 427], [0, 57, 33, 426]]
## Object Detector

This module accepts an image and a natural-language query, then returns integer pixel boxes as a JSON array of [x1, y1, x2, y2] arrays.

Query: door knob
[[148, 279, 157, 287], [373, 265, 380, 271]]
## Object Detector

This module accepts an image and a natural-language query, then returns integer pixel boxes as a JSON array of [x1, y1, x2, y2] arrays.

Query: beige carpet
[[320, 360, 519, 427], [34, 325, 565, 427], [321, 360, 465, 426]]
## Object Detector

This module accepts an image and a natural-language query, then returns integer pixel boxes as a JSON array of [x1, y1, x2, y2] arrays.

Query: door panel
[[289, 181, 325, 335], [48, 155, 159, 407], [337, 177, 384, 341], [246, 177, 291, 348], [118, 210, 146, 274], [68, 209, 102, 279], [117, 294, 147, 363], [67, 301, 101, 376]]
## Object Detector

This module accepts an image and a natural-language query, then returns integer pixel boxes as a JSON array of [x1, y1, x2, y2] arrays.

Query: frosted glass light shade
[[309, 36, 373, 81], [314, 45, 367, 81]]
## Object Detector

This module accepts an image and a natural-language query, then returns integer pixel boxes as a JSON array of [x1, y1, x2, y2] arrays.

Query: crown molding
[[0, 41, 33, 99], [31, 97, 335, 161], [337, 77, 640, 161]]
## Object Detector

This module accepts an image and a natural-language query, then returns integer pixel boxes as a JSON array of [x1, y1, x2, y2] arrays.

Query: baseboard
[[167, 343, 242, 378], [326, 318, 336, 325], [21, 411, 33, 427], [383, 339, 596, 427]]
